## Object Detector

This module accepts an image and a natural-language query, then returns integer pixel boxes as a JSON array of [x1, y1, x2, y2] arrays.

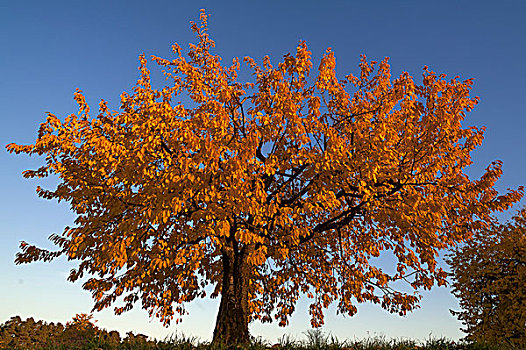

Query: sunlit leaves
[[448, 209, 526, 347], [7, 9, 523, 331]]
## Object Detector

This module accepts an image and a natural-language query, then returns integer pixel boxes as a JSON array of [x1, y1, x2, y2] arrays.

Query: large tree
[[447, 209, 526, 348], [7, 11, 523, 345]]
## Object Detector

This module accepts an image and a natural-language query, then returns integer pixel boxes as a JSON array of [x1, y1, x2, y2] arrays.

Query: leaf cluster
[[447, 208, 526, 348]]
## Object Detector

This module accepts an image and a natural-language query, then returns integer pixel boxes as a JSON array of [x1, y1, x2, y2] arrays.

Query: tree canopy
[[7, 10, 523, 345], [448, 208, 526, 348]]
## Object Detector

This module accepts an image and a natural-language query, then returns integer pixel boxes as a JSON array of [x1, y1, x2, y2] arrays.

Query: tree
[[447, 208, 526, 348], [0, 314, 148, 349], [7, 10, 523, 345]]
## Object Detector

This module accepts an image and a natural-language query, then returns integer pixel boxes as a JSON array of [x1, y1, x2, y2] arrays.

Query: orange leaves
[[67, 313, 97, 331], [448, 209, 526, 346], [316, 49, 338, 91], [7, 10, 523, 337]]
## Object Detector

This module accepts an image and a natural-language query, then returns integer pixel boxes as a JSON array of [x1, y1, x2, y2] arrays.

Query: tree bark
[[212, 244, 251, 346]]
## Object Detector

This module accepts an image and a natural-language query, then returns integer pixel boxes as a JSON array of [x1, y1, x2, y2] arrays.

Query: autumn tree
[[0, 314, 146, 349], [7, 11, 523, 345], [447, 208, 526, 348]]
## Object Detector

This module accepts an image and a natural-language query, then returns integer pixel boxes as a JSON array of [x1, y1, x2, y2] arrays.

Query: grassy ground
[[1, 316, 522, 350], [154, 330, 517, 350], [1, 331, 518, 350]]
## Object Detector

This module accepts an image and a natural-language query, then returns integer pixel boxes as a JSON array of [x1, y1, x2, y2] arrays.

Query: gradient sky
[[1, 0, 525, 343]]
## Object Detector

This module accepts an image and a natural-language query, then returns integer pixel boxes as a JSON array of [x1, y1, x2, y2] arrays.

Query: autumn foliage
[[7, 10, 523, 345], [0, 314, 148, 349], [448, 208, 526, 348]]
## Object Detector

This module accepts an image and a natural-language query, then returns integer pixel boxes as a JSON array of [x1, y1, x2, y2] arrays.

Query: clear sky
[[1, 0, 525, 343]]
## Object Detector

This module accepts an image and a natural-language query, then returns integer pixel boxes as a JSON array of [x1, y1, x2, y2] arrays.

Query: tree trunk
[[212, 244, 251, 346]]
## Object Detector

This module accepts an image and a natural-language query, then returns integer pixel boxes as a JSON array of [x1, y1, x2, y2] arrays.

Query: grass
[[1, 316, 522, 350]]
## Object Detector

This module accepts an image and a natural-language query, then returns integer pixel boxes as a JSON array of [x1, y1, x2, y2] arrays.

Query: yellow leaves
[[7, 9, 523, 336], [234, 229, 255, 245], [217, 220, 230, 237], [247, 246, 267, 266], [448, 209, 526, 346]]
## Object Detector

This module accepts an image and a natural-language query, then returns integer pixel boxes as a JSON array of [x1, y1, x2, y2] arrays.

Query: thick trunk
[[212, 245, 251, 346]]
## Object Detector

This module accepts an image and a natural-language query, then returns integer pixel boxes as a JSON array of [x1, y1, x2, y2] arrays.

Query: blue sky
[[1, 0, 525, 343]]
